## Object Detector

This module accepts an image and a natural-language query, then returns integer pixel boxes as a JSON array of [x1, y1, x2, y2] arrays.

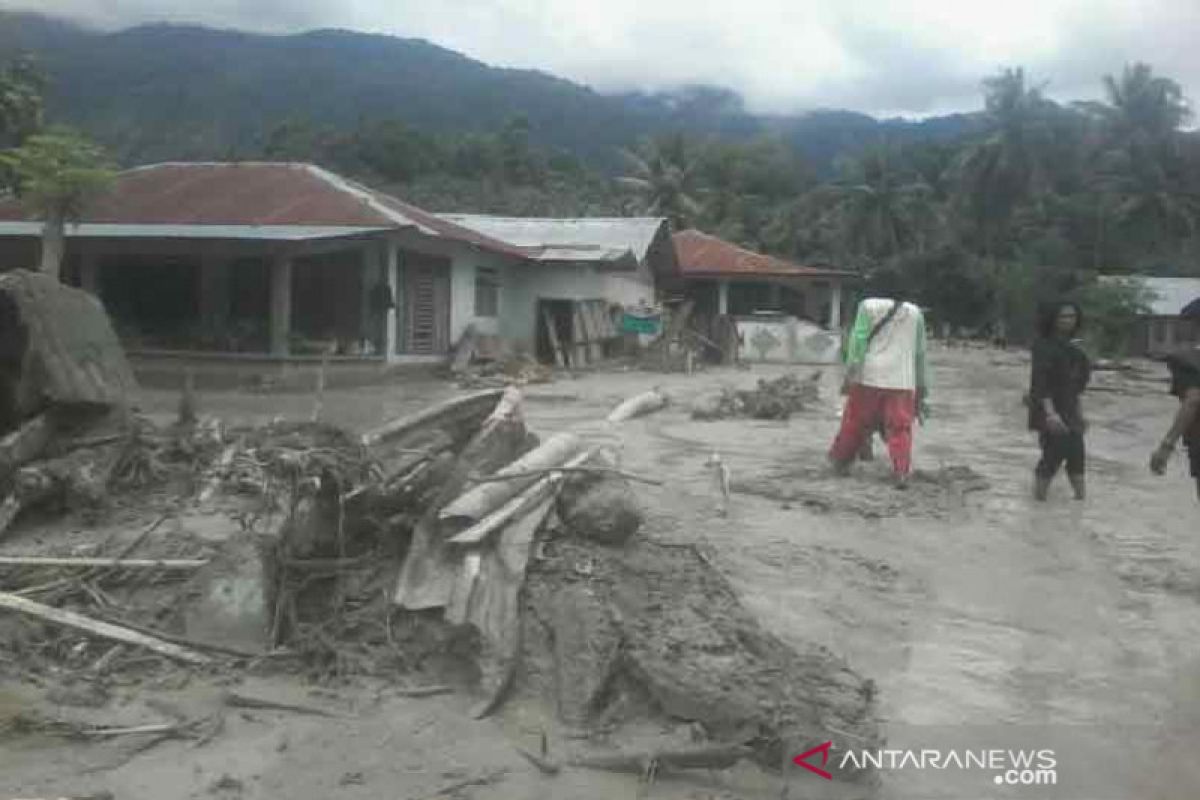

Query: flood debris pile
[[692, 372, 822, 421], [0, 281, 879, 785]]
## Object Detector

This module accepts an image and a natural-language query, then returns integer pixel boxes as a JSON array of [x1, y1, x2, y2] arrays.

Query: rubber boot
[[1068, 473, 1086, 501], [1033, 474, 1051, 501]]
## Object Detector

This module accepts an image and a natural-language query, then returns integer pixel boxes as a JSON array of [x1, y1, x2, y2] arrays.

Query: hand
[[1044, 412, 1068, 435], [1150, 444, 1173, 475]]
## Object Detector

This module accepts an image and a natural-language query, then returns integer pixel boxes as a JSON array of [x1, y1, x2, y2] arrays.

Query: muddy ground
[[3, 345, 1200, 799]]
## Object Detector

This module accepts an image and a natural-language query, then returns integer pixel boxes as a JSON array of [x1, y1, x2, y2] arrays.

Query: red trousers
[[829, 384, 916, 475]]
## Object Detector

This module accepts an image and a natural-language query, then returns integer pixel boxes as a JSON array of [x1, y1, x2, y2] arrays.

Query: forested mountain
[[3, 12, 1197, 351], [0, 11, 975, 172]]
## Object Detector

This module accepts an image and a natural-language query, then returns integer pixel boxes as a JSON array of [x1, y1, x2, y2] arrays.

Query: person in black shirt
[[1028, 301, 1091, 501], [1150, 343, 1200, 501]]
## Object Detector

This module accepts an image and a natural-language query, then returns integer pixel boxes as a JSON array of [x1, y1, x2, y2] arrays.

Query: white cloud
[[18, 0, 1200, 116]]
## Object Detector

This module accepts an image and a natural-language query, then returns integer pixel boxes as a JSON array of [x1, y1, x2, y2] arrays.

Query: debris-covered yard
[[2, 277, 1200, 800]]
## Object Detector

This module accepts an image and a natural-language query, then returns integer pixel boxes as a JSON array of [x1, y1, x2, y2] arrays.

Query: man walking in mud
[[829, 296, 929, 488], [1150, 306, 1200, 501]]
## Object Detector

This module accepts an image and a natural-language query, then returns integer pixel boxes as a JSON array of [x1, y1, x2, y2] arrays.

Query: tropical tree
[[0, 56, 44, 147], [616, 133, 703, 229], [817, 147, 939, 262], [1086, 63, 1191, 150], [953, 68, 1059, 255], [0, 128, 115, 279]]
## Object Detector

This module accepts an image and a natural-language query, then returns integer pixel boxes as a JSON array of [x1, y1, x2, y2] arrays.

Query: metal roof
[[0, 221, 392, 241], [438, 214, 668, 263], [1104, 276, 1200, 317], [672, 229, 849, 278], [0, 162, 525, 257]]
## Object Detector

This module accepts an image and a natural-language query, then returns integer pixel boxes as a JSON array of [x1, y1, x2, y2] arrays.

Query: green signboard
[[620, 312, 661, 335]]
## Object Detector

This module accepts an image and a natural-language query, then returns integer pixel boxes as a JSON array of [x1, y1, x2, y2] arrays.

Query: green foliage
[[1076, 278, 1153, 357], [0, 126, 115, 219], [0, 55, 44, 147]]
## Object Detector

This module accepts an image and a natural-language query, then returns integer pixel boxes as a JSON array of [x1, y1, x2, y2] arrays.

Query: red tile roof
[[0, 162, 525, 258], [672, 229, 846, 278]]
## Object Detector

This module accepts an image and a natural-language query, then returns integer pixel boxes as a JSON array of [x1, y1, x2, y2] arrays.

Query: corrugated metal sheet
[[673, 229, 847, 277], [1108, 276, 1200, 317], [0, 222, 390, 241], [0, 269, 137, 410], [0, 162, 527, 258], [438, 214, 668, 263]]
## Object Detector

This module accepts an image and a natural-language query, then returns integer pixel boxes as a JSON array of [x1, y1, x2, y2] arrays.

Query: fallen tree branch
[[606, 389, 669, 423], [516, 746, 561, 775], [464, 465, 661, 487], [78, 723, 180, 737], [394, 684, 453, 698], [438, 432, 583, 529], [570, 743, 752, 773], [448, 450, 596, 546], [221, 691, 340, 718], [361, 388, 504, 447], [0, 556, 207, 570], [0, 591, 211, 665]]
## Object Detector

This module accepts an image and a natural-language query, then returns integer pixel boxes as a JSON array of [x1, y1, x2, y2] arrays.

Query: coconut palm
[[817, 148, 939, 262], [953, 68, 1058, 255], [1089, 63, 1191, 149], [616, 133, 703, 229]]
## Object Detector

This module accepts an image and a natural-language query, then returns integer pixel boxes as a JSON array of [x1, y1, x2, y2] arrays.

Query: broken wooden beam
[[0, 413, 54, 480], [360, 388, 504, 447], [606, 389, 669, 423], [0, 556, 208, 570], [438, 432, 583, 531], [0, 591, 211, 665]]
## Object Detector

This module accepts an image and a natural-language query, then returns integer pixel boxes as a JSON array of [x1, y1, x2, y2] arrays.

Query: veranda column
[[269, 254, 293, 356]]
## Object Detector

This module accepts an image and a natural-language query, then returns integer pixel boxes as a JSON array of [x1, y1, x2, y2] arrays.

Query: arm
[[914, 312, 928, 397], [844, 305, 870, 366], [1152, 387, 1200, 473], [1029, 341, 1066, 429]]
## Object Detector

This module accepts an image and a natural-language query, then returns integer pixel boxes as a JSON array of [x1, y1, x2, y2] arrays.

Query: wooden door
[[403, 257, 451, 354]]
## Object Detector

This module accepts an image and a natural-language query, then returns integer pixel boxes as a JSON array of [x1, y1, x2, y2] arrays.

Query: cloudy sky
[[18, 0, 1200, 118]]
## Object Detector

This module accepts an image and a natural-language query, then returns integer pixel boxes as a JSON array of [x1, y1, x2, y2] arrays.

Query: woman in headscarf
[[1027, 301, 1091, 501]]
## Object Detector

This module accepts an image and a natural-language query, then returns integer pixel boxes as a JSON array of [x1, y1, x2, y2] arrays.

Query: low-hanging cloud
[[16, 0, 1200, 117]]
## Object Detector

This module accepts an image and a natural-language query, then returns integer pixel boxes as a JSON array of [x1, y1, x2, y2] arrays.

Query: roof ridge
[[301, 164, 428, 233]]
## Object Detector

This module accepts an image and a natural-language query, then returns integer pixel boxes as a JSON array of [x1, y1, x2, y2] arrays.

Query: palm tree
[[1090, 63, 1191, 149], [818, 148, 939, 262], [953, 68, 1058, 255], [616, 133, 703, 229]]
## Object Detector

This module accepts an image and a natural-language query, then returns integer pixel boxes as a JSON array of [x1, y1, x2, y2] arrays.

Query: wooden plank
[[0, 591, 212, 665], [583, 302, 603, 361], [542, 308, 566, 368], [0, 557, 207, 569], [571, 305, 588, 366]]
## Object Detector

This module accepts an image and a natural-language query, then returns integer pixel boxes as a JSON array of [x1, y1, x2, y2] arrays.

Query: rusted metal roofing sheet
[[672, 229, 849, 278]]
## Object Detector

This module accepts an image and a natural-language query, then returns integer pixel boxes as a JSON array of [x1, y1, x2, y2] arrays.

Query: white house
[[0, 163, 674, 367]]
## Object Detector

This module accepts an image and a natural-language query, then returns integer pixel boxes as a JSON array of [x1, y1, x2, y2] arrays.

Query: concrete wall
[[449, 250, 509, 342], [501, 263, 613, 352]]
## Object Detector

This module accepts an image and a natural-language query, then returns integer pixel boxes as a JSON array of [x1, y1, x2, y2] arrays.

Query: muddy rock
[[558, 474, 642, 546], [521, 537, 881, 781]]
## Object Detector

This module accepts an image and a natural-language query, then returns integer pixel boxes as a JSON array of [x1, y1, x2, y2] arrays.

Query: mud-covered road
[[6, 346, 1199, 799]]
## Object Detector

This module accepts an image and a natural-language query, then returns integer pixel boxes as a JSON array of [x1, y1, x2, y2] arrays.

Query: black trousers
[[1037, 430, 1086, 478]]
